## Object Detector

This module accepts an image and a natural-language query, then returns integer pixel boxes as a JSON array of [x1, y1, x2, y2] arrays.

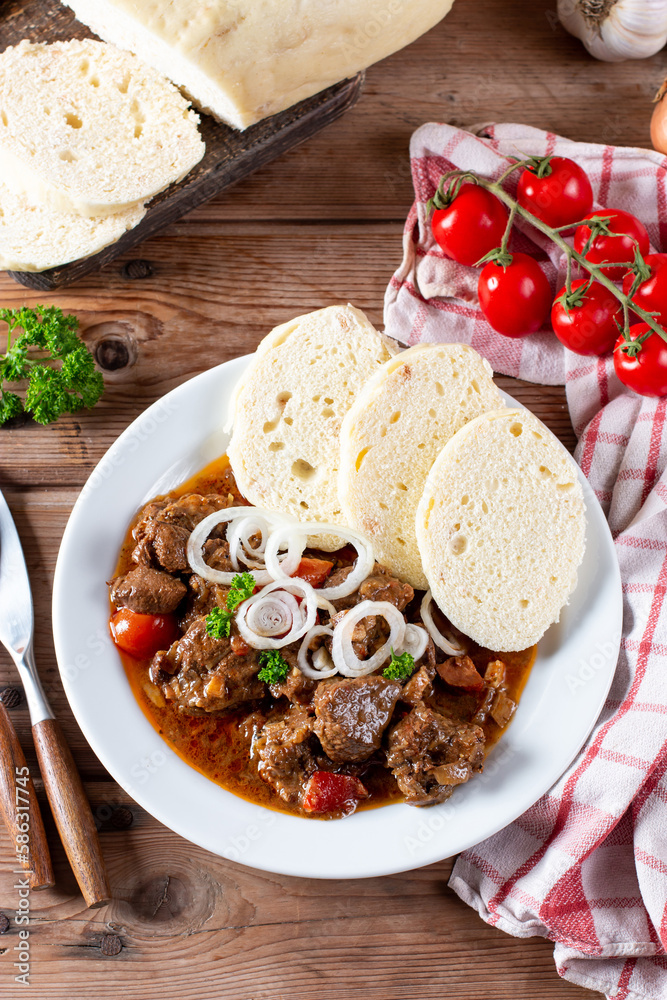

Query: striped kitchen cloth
[[384, 122, 667, 1000]]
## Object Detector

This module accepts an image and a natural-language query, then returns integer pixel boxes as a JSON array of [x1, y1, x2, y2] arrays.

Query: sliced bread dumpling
[[416, 408, 586, 652], [227, 304, 397, 545], [0, 40, 204, 217], [338, 344, 504, 589], [0, 180, 146, 272]]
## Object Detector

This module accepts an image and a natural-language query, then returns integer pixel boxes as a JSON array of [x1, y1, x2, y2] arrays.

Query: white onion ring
[[236, 578, 318, 649], [246, 590, 301, 636], [227, 514, 269, 570], [297, 626, 338, 679], [263, 520, 374, 601], [186, 506, 292, 584], [420, 591, 466, 656], [263, 525, 308, 580], [331, 600, 406, 677], [398, 623, 429, 663]]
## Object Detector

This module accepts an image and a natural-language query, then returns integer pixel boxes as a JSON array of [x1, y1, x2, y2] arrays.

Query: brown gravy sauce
[[114, 455, 537, 817]]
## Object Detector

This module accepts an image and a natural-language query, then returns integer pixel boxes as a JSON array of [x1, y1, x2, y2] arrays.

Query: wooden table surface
[[0, 1, 657, 995]]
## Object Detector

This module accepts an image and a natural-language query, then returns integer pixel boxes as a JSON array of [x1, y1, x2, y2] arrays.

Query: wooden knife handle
[[32, 718, 111, 908], [0, 703, 54, 890]]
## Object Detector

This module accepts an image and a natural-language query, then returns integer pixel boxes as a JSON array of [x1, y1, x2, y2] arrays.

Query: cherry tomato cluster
[[429, 155, 667, 398]]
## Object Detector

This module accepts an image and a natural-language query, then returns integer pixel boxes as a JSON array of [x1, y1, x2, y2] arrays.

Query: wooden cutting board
[[1, 0, 364, 291]]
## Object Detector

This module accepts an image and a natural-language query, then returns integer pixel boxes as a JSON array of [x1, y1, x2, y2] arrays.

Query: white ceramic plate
[[52, 358, 622, 879]]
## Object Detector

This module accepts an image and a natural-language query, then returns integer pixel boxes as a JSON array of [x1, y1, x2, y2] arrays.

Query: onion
[[263, 524, 308, 580], [265, 521, 374, 601], [236, 578, 318, 649], [398, 623, 429, 663], [420, 591, 466, 656], [331, 600, 406, 677], [246, 590, 301, 637], [186, 506, 292, 584], [227, 514, 270, 570], [297, 626, 338, 679]]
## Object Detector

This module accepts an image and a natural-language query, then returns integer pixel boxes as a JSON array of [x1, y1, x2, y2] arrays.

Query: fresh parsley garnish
[[204, 573, 256, 639], [0, 306, 104, 426], [205, 606, 232, 639], [226, 572, 256, 612], [383, 649, 416, 681], [257, 649, 290, 685]]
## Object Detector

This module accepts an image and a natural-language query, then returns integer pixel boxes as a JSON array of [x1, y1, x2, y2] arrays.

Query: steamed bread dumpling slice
[[338, 344, 505, 589], [227, 304, 397, 545], [416, 408, 586, 652]]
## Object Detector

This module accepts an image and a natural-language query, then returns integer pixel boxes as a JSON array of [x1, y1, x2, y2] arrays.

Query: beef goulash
[[109, 457, 535, 820]]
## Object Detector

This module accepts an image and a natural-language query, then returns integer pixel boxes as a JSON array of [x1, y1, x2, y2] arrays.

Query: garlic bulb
[[558, 0, 667, 61]]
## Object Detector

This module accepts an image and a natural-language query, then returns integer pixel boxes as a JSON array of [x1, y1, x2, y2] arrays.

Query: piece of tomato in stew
[[302, 772, 369, 816], [110, 609, 180, 660]]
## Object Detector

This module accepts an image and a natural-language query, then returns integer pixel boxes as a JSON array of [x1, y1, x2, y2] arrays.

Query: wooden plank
[[1, 1, 363, 290], [0, 780, 591, 999]]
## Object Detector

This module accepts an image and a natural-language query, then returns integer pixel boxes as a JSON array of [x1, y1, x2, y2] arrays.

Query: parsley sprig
[[383, 649, 416, 681], [205, 572, 256, 639], [0, 306, 104, 426], [257, 650, 290, 685]]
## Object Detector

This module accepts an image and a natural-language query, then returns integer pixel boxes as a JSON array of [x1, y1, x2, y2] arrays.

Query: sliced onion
[[264, 520, 374, 601], [186, 506, 291, 584], [263, 524, 308, 580], [236, 578, 318, 650], [421, 591, 466, 656], [246, 590, 301, 637], [331, 600, 406, 678], [297, 626, 338, 679], [398, 624, 429, 663], [227, 514, 270, 570]]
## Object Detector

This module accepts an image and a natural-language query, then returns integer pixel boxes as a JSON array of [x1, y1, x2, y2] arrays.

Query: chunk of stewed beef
[[254, 707, 321, 805], [179, 574, 230, 631], [436, 655, 485, 692], [386, 701, 485, 806], [132, 493, 233, 573], [401, 638, 437, 706], [110, 564, 186, 615], [325, 562, 414, 613], [152, 617, 263, 713], [269, 664, 318, 705], [313, 676, 401, 763], [359, 564, 414, 611]]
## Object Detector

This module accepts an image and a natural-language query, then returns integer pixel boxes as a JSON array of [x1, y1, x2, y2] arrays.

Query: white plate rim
[[52, 358, 622, 879]]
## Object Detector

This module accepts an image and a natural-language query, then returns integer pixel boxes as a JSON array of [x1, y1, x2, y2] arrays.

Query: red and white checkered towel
[[384, 122, 667, 1000]]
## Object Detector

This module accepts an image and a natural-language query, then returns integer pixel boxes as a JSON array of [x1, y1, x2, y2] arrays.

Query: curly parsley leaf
[[205, 606, 232, 639], [258, 649, 290, 685], [0, 306, 104, 426], [383, 649, 416, 681], [226, 572, 255, 612]]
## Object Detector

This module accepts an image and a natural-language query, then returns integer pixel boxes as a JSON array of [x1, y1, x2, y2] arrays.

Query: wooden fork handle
[[32, 718, 111, 908], [0, 703, 54, 890]]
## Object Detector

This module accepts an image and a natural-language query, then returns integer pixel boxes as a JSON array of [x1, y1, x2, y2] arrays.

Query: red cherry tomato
[[431, 183, 508, 267], [110, 608, 180, 660], [622, 252, 667, 326], [574, 209, 650, 279], [517, 156, 593, 230], [550, 279, 622, 356], [614, 323, 667, 397], [302, 772, 369, 815], [477, 252, 552, 338], [295, 557, 333, 588]]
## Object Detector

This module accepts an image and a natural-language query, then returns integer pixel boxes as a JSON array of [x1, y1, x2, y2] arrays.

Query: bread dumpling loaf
[[339, 344, 504, 589], [416, 408, 586, 651], [0, 40, 204, 218], [0, 180, 146, 272], [63, 0, 456, 130], [228, 305, 396, 545]]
